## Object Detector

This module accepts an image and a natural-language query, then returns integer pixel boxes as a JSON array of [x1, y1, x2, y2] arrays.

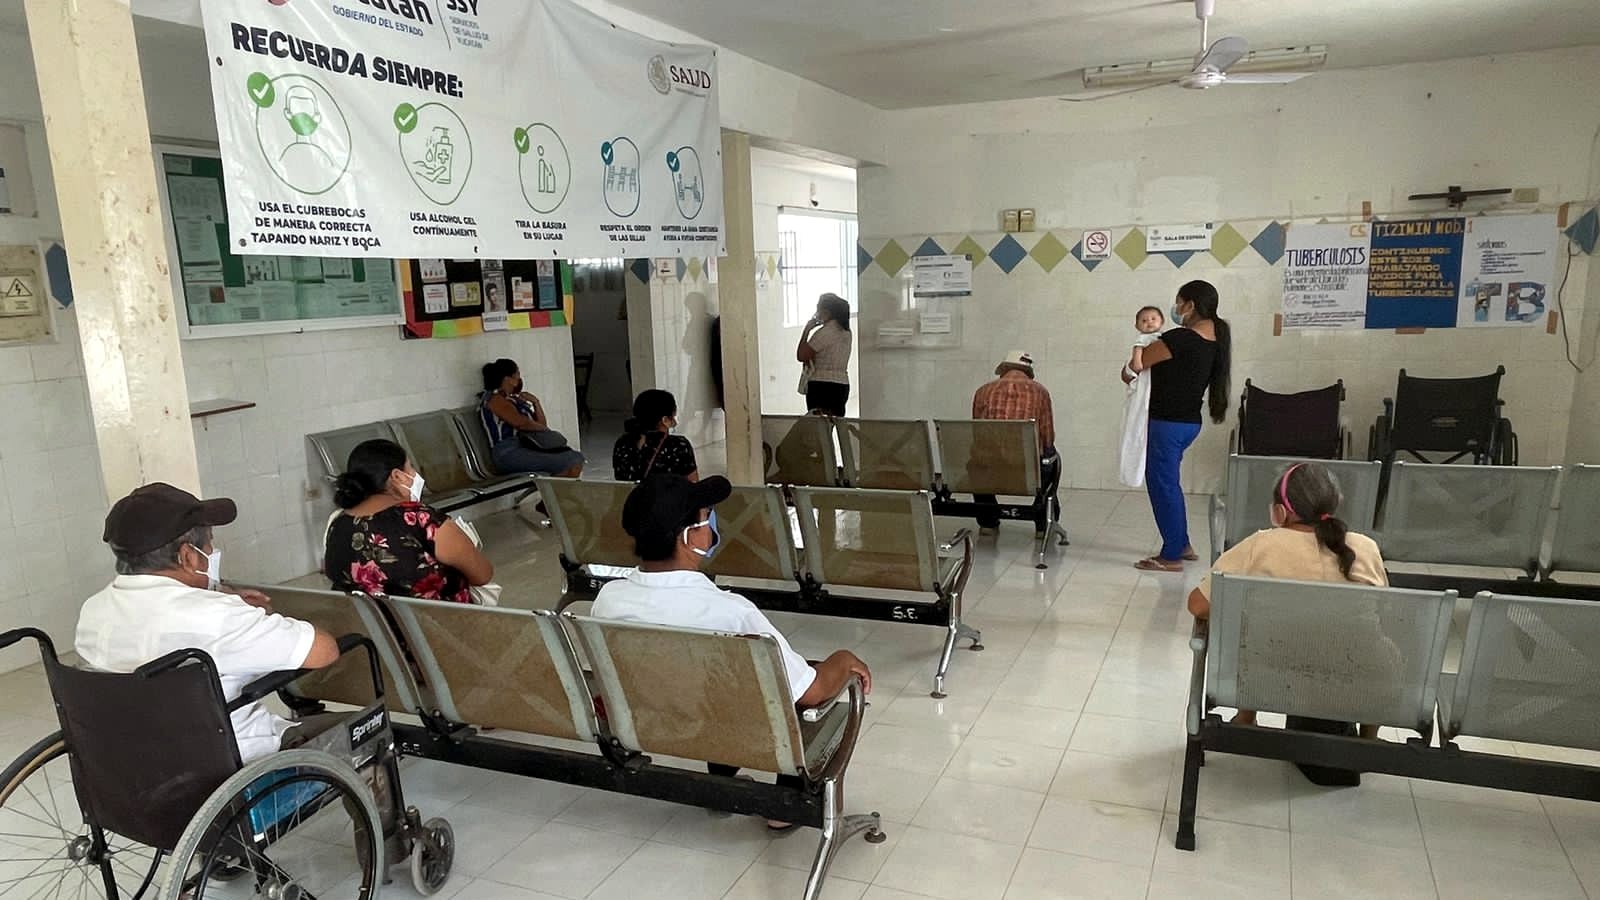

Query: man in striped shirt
[[971, 351, 1058, 534]]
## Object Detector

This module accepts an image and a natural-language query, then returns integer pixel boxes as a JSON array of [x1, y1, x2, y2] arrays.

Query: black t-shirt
[[612, 431, 698, 481], [1148, 328, 1219, 424]]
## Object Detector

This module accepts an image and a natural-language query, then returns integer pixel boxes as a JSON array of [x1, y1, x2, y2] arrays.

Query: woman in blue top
[[479, 358, 585, 476], [1121, 280, 1232, 572]]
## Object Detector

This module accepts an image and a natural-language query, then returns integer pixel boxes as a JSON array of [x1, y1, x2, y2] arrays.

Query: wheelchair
[[0, 628, 453, 900], [1231, 379, 1347, 459], [1368, 366, 1518, 467]]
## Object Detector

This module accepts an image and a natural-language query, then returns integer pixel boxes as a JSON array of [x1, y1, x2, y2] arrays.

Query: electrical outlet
[[1512, 187, 1540, 204]]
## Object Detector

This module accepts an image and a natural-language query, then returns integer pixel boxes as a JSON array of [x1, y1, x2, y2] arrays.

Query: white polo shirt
[[76, 575, 317, 762], [591, 569, 818, 702]]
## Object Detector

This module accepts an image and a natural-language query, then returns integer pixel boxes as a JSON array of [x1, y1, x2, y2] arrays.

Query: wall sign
[[1082, 229, 1113, 261], [1365, 218, 1465, 329], [1146, 223, 1215, 253], [199, 0, 724, 259], [1281, 223, 1370, 330], [912, 254, 973, 297], [1457, 214, 1558, 327]]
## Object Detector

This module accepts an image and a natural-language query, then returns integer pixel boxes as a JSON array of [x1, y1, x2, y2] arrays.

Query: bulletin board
[[400, 257, 575, 339], [154, 146, 403, 338]]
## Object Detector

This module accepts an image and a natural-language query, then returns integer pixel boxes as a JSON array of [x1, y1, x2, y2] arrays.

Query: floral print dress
[[324, 503, 472, 604]]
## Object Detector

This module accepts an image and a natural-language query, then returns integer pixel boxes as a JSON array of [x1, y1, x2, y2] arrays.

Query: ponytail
[[334, 439, 407, 509], [1280, 462, 1358, 580], [1177, 280, 1232, 425], [1312, 515, 1358, 580]]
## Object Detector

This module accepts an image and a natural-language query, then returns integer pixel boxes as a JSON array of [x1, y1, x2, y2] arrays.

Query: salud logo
[[647, 55, 671, 95]]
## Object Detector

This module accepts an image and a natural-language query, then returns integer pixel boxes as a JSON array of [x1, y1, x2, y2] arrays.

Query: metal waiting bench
[[308, 408, 539, 515], [255, 585, 883, 900], [1207, 455, 1383, 565], [1179, 575, 1600, 852], [760, 415, 1069, 569], [540, 477, 982, 698]]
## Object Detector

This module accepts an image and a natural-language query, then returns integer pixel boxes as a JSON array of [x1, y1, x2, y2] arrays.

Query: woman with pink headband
[[1186, 461, 1392, 784]]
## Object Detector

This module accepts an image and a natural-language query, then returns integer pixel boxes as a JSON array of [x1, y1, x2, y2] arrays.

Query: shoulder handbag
[[519, 428, 572, 453], [797, 362, 813, 396]]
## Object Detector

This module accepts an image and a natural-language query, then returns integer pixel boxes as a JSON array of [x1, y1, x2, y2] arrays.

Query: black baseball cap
[[103, 483, 237, 555], [622, 474, 732, 560]]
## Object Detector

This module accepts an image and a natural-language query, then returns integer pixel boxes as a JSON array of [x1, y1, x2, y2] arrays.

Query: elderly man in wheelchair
[[0, 484, 452, 900]]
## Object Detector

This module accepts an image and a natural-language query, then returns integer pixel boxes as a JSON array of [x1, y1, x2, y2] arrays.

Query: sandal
[[1181, 546, 1199, 561], [1134, 557, 1185, 573]]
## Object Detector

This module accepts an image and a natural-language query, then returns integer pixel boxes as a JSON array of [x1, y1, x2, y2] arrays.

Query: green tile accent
[[1211, 223, 1249, 267], [952, 236, 988, 267], [1114, 229, 1148, 270], [875, 239, 911, 277], [1030, 232, 1071, 273], [687, 258, 703, 280]]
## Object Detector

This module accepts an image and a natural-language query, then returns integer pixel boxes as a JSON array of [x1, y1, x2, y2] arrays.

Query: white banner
[[1282, 223, 1370, 330], [1458, 214, 1558, 327], [199, 0, 724, 259], [1146, 223, 1215, 253]]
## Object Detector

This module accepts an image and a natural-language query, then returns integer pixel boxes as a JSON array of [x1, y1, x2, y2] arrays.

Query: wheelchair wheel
[[408, 817, 454, 896], [159, 749, 383, 900], [1, 732, 164, 900]]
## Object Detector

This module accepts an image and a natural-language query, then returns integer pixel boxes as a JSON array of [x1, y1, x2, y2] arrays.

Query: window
[[778, 210, 858, 328]]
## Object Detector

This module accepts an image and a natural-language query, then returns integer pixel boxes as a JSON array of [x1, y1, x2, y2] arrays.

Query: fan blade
[[1224, 71, 1314, 84], [1059, 81, 1179, 102], [1197, 35, 1248, 72]]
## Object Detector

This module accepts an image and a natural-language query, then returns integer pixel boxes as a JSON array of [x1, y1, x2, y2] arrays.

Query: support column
[[718, 131, 762, 484], [25, 0, 200, 497]]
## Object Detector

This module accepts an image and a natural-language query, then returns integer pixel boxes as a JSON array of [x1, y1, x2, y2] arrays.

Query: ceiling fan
[[1065, 0, 1325, 101]]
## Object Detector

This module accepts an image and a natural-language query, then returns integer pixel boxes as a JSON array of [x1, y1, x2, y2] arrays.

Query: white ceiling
[[607, 0, 1600, 108]]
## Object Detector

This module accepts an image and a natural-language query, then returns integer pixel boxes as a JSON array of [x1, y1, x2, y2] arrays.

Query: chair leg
[[1175, 736, 1204, 851], [931, 619, 983, 698], [803, 778, 884, 900]]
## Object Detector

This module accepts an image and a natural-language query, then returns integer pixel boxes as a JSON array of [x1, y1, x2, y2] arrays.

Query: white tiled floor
[[3, 488, 1599, 899]]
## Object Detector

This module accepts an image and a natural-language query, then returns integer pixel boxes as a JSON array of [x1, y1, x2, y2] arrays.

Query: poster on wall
[[1364, 218, 1465, 329], [1281, 223, 1370, 330], [1146, 223, 1215, 253], [199, 0, 724, 259], [1457, 214, 1558, 327], [912, 254, 973, 297]]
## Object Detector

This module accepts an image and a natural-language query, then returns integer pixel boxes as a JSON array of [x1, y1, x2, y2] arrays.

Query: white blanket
[[1118, 333, 1161, 488]]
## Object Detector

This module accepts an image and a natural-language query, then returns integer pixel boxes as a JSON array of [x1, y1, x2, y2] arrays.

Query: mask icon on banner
[[283, 87, 323, 138]]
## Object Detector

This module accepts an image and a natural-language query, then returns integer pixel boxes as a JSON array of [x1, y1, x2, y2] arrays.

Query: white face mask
[[408, 472, 426, 502], [190, 544, 223, 591]]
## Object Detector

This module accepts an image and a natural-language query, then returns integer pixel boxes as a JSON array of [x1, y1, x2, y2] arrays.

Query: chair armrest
[[939, 528, 973, 554], [1185, 619, 1209, 737], [816, 674, 868, 781], [939, 528, 976, 601], [1207, 494, 1226, 565], [230, 634, 382, 711]]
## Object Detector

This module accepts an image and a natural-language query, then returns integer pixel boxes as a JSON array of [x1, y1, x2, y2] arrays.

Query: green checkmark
[[394, 103, 418, 134], [513, 127, 530, 154], [247, 72, 275, 108]]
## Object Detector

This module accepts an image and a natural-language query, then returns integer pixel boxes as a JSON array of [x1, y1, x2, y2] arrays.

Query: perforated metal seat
[[762, 415, 841, 487], [1378, 462, 1558, 575], [309, 422, 398, 482], [837, 419, 938, 491], [1546, 465, 1600, 579], [1209, 456, 1382, 562], [933, 419, 1040, 498]]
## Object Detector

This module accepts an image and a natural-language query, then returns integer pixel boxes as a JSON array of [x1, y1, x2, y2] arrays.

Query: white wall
[[569, 272, 634, 416], [626, 265, 724, 451], [750, 156, 859, 415], [856, 47, 1600, 492]]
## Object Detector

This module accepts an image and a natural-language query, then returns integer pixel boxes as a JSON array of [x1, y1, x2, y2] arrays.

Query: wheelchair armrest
[[0, 627, 56, 662], [230, 634, 383, 712]]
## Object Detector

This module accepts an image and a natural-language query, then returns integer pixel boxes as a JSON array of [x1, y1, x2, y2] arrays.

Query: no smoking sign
[[1082, 229, 1113, 261]]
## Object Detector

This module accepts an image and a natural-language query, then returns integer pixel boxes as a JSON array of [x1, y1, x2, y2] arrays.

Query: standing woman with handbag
[[479, 358, 586, 476], [796, 293, 853, 417], [613, 389, 699, 482]]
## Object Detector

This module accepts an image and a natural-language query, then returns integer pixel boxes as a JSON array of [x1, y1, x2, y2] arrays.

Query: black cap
[[103, 483, 237, 555], [622, 474, 732, 558]]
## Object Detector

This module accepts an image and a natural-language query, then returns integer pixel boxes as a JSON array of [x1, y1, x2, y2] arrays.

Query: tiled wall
[[857, 218, 1594, 493]]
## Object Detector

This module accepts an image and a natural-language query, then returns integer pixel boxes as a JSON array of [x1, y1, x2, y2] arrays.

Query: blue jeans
[[1146, 419, 1202, 561]]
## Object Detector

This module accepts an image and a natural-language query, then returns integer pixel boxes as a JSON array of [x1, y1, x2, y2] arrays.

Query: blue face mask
[[686, 509, 722, 560], [1171, 303, 1185, 324]]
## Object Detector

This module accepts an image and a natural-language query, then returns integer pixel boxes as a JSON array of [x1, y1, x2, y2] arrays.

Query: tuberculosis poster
[[1279, 214, 1560, 330], [1457, 214, 1558, 327], [199, 0, 724, 259], [1281, 223, 1369, 330]]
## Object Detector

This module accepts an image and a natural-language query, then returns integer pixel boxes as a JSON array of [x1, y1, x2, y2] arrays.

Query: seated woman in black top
[[1121, 279, 1232, 572], [612, 389, 699, 482], [324, 439, 494, 602]]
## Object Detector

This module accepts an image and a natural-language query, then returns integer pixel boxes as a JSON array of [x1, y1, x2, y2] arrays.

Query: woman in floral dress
[[324, 439, 493, 603]]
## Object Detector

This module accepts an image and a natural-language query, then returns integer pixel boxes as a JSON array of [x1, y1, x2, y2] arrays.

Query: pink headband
[[1278, 464, 1303, 522]]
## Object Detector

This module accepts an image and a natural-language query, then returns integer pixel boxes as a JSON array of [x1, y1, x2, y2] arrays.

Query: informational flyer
[[199, 0, 723, 259], [1281, 223, 1370, 330], [1365, 218, 1465, 329], [1457, 214, 1558, 327], [536, 259, 560, 310], [450, 282, 480, 308], [422, 283, 449, 314], [481, 259, 508, 313], [912, 254, 973, 298], [419, 259, 448, 282], [511, 276, 536, 311]]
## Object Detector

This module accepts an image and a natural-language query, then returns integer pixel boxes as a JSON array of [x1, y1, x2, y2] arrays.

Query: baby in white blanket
[[1119, 306, 1167, 488]]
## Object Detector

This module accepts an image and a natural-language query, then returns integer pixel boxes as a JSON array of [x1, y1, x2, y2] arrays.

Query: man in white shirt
[[592, 474, 872, 826], [77, 483, 341, 762]]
